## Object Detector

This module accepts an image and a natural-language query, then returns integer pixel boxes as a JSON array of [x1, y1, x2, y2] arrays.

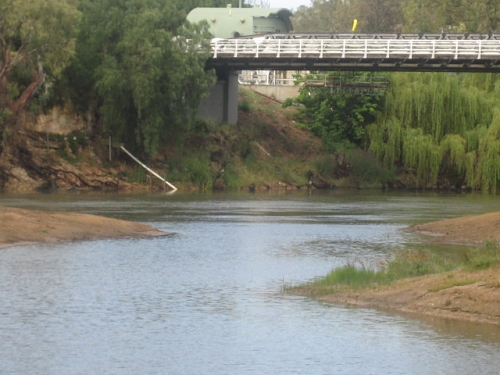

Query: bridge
[[208, 33, 500, 72], [198, 33, 500, 124]]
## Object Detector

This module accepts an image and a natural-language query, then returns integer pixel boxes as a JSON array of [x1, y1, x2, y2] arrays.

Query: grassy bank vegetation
[[146, 88, 395, 191], [288, 241, 500, 297]]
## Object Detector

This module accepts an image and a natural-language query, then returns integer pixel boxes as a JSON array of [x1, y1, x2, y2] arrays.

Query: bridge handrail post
[[479, 40, 482, 59], [320, 39, 324, 58], [409, 40, 413, 59], [342, 40, 346, 58]]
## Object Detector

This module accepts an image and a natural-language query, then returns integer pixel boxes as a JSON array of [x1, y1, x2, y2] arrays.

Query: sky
[[268, 0, 311, 11]]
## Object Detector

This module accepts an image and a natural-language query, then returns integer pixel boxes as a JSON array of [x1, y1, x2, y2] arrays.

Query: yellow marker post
[[352, 19, 358, 32]]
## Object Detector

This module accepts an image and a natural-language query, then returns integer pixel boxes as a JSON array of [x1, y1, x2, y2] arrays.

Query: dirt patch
[[408, 211, 500, 246], [0, 207, 170, 248], [295, 213, 500, 325], [314, 266, 500, 326]]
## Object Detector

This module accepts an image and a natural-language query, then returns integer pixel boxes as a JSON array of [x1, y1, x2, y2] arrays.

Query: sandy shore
[[0, 207, 170, 248], [293, 212, 500, 326]]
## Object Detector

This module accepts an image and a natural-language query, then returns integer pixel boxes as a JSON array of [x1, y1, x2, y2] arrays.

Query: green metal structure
[[187, 6, 293, 38]]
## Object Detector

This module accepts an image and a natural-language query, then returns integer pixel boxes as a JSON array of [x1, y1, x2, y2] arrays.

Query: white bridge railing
[[211, 38, 500, 60]]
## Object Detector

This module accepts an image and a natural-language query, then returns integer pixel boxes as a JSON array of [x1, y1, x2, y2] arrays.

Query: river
[[1, 190, 500, 374]]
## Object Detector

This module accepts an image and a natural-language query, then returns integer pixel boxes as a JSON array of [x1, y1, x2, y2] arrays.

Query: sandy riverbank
[[294, 212, 500, 326], [0, 207, 170, 248]]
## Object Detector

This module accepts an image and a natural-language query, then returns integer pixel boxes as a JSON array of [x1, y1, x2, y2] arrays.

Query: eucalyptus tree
[[293, 0, 355, 33], [351, 0, 404, 33], [69, 0, 216, 155], [293, 0, 403, 33], [0, 0, 80, 113]]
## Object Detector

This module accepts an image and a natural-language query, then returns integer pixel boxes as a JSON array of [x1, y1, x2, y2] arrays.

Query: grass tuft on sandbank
[[287, 241, 500, 297]]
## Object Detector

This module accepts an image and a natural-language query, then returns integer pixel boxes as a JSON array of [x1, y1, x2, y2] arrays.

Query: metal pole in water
[[120, 145, 177, 191]]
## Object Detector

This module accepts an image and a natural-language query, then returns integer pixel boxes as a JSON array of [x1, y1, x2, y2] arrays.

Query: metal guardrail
[[212, 39, 500, 59], [208, 34, 500, 72]]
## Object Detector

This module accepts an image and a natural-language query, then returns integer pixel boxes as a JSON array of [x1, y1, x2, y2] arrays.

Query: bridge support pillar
[[197, 68, 239, 125]]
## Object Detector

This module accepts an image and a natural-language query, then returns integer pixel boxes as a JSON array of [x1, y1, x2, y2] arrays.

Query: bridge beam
[[197, 68, 239, 125]]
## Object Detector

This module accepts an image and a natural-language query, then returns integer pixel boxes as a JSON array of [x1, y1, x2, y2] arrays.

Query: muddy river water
[[1, 190, 500, 374]]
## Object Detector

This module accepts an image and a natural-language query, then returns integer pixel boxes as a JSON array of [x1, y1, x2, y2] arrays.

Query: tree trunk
[[11, 71, 45, 113]]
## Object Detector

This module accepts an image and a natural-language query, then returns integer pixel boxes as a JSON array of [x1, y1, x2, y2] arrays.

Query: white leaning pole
[[120, 145, 177, 192]]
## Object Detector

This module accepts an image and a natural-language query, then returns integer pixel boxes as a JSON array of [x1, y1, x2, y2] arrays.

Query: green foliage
[[285, 72, 383, 152], [345, 149, 395, 185], [66, 0, 216, 156], [314, 155, 339, 178], [294, 0, 500, 34], [369, 72, 500, 190], [462, 241, 500, 270], [0, 0, 80, 81], [293, 0, 404, 33], [168, 153, 213, 190], [125, 166, 149, 183], [292, 242, 500, 295], [384, 250, 455, 280], [312, 264, 384, 290], [239, 97, 252, 113]]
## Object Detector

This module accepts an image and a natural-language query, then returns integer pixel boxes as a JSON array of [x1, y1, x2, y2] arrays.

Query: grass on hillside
[[287, 241, 500, 296]]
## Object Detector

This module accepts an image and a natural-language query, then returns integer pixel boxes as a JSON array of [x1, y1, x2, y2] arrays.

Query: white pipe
[[120, 145, 177, 191]]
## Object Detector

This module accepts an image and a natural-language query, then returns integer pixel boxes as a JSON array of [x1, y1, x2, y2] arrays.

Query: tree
[[368, 73, 500, 191], [293, 0, 355, 33], [0, 0, 80, 113], [284, 72, 382, 152], [68, 0, 216, 155], [351, 0, 404, 33]]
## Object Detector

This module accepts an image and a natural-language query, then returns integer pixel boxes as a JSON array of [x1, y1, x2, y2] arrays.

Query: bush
[[239, 98, 251, 112], [346, 149, 395, 185]]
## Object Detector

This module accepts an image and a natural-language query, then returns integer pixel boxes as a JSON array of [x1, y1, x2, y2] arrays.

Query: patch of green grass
[[239, 97, 252, 112], [124, 166, 148, 183], [462, 240, 500, 270], [313, 264, 387, 289], [288, 242, 500, 296]]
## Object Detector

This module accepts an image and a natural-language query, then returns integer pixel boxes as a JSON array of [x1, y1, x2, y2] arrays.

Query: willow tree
[[369, 72, 500, 191], [66, 0, 215, 156]]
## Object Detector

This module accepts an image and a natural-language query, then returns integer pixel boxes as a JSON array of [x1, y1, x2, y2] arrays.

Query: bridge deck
[[207, 34, 500, 72]]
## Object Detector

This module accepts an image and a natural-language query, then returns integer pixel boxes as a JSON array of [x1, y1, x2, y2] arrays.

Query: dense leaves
[[368, 73, 500, 191], [283, 72, 382, 152], [66, 0, 216, 155], [293, 0, 500, 34], [0, 0, 80, 112]]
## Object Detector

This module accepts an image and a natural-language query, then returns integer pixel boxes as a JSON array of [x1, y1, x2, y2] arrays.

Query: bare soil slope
[[408, 211, 500, 245]]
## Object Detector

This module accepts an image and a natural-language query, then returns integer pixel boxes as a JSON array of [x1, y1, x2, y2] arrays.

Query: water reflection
[[1, 191, 500, 374]]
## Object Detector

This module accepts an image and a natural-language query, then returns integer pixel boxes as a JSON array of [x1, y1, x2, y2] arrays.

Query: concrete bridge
[[198, 33, 500, 124]]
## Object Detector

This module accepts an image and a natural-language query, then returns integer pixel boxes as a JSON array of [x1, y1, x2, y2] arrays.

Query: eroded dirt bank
[[0, 207, 170, 248], [295, 212, 500, 325]]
